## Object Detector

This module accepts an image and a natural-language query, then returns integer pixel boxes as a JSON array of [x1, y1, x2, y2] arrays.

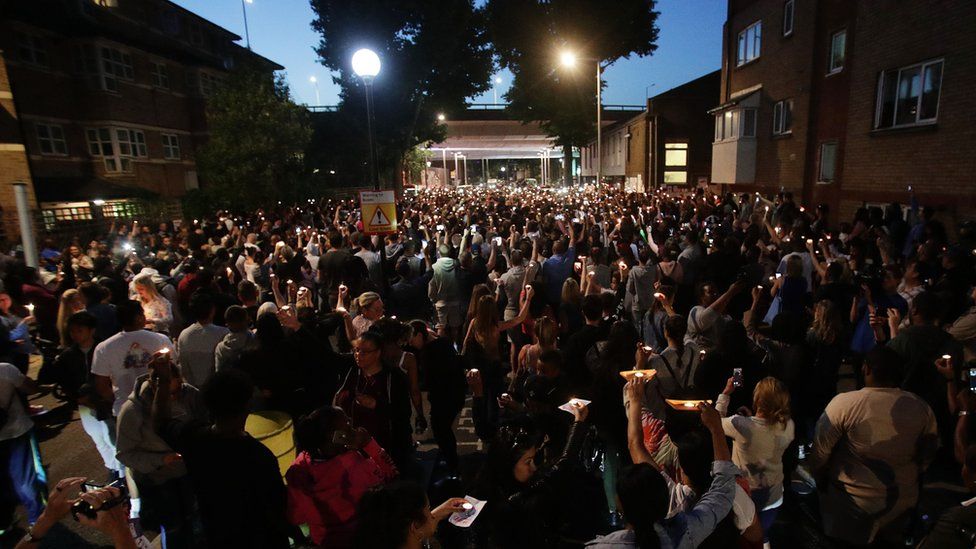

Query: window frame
[[772, 99, 793, 135], [36, 123, 68, 156], [736, 20, 762, 67], [712, 107, 757, 142], [827, 30, 847, 75], [100, 46, 134, 92], [86, 126, 147, 172], [149, 61, 170, 89], [16, 32, 50, 68], [162, 133, 181, 160], [782, 0, 795, 37], [873, 58, 944, 130], [817, 141, 838, 184]]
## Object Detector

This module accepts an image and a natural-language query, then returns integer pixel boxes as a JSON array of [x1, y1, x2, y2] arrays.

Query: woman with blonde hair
[[716, 375, 795, 546], [56, 289, 86, 346], [463, 287, 534, 405], [133, 273, 173, 334], [336, 289, 385, 341]]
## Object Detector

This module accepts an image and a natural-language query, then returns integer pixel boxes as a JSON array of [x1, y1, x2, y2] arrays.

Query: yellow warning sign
[[359, 190, 397, 235]]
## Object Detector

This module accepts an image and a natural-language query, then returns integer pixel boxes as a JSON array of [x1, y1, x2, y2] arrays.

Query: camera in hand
[[72, 479, 129, 521]]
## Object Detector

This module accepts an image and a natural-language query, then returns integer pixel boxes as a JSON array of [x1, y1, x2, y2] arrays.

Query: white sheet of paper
[[558, 398, 592, 415], [449, 496, 486, 528]]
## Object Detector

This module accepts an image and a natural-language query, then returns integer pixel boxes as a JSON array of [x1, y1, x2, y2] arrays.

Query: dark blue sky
[[172, 0, 726, 107]]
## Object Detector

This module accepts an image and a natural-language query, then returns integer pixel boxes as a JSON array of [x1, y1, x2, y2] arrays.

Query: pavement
[[4, 357, 968, 548]]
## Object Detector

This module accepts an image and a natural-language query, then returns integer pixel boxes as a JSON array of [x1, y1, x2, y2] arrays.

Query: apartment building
[[0, 0, 281, 234], [711, 0, 976, 220], [581, 71, 720, 192]]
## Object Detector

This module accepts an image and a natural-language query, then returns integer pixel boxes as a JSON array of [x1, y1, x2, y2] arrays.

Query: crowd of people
[[0, 183, 975, 549]]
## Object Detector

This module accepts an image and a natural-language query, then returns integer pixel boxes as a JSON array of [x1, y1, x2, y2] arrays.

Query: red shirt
[[285, 439, 397, 547]]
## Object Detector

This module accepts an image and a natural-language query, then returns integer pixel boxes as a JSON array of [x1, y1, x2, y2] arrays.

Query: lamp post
[[241, 0, 253, 50], [352, 48, 381, 190], [493, 76, 502, 105], [309, 75, 320, 105], [560, 50, 605, 185]]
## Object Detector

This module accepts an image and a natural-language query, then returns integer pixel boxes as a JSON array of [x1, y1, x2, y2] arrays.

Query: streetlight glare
[[494, 76, 502, 84], [437, 113, 446, 121], [559, 50, 577, 68], [309, 75, 316, 83], [351, 48, 381, 78]]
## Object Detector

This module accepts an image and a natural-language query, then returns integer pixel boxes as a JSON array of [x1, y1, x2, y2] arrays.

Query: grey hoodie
[[428, 257, 460, 305], [215, 331, 253, 371], [115, 374, 206, 485]]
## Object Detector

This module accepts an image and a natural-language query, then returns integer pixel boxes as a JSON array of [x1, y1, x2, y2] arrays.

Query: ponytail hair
[[753, 376, 791, 428]]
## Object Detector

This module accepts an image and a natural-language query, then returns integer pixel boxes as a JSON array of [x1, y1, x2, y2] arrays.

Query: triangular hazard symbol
[[370, 207, 390, 226]]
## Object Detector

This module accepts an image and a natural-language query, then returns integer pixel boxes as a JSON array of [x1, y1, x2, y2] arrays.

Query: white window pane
[[920, 62, 942, 120], [895, 67, 922, 125], [664, 171, 688, 184], [665, 150, 687, 167], [820, 143, 837, 182]]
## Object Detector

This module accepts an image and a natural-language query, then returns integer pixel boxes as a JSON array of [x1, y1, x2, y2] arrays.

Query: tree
[[309, 0, 493, 190], [193, 68, 311, 214], [486, 0, 660, 186]]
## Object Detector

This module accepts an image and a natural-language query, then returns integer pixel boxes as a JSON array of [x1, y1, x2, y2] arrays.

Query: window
[[828, 30, 846, 74], [86, 127, 145, 172], [737, 21, 762, 66], [783, 0, 794, 37], [198, 72, 221, 97], [149, 62, 169, 89], [742, 108, 757, 137], [773, 99, 793, 135], [713, 108, 757, 141], [100, 47, 133, 91], [818, 142, 837, 183], [664, 171, 688, 184], [36, 124, 67, 155], [162, 134, 181, 159], [16, 32, 49, 67], [874, 58, 943, 129], [116, 128, 147, 158], [664, 143, 688, 167]]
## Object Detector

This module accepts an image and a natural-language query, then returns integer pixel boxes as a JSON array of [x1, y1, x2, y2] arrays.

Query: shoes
[[28, 404, 49, 417]]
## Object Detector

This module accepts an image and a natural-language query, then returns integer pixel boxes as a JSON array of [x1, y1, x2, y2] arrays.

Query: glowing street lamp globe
[[559, 50, 577, 68], [351, 48, 381, 79]]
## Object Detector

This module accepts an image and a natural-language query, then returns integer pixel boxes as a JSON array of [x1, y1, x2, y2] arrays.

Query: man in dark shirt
[[150, 360, 291, 548], [561, 294, 608, 389]]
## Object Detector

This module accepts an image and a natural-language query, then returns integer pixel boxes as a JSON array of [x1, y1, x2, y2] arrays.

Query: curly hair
[[753, 377, 791, 428]]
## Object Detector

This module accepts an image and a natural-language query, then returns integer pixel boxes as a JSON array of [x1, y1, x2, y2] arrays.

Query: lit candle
[[26, 303, 35, 315], [634, 372, 645, 378]]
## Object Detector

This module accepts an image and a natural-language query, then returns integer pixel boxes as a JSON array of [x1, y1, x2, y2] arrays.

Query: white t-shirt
[[92, 330, 176, 416], [665, 470, 756, 532], [177, 323, 230, 388], [0, 363, 33, 441]]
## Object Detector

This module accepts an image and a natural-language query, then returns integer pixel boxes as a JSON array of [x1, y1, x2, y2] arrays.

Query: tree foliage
[[309, 0, 494, 188], [486, 0, 660, 182], [194, 69, 311, 212]]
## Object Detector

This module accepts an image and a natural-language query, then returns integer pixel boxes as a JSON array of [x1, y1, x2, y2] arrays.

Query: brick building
[[581, 71, 719, 192], [710, 0, 976, 221], [0, 0, 281, 237]]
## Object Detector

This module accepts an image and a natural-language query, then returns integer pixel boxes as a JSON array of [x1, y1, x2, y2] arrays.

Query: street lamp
[[309, 75, 320, 105], [241, 0, 253, 50], [493, 76, 503, 105], [352, 48, 381, 190], [559, 49, 605, 186], [437, 113, 446, 122]]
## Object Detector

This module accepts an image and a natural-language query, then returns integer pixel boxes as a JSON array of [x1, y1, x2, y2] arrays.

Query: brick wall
[[841, 0, 976, 223], [0, 50, 39, 242]]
